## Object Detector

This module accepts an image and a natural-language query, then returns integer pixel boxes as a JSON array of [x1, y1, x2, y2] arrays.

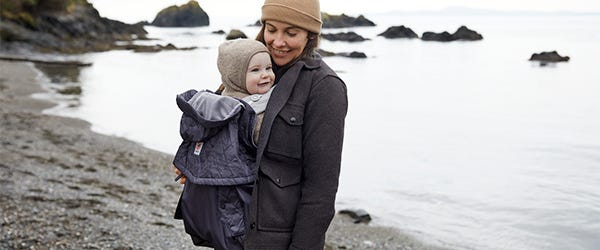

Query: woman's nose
[[272, 36, 286, 47]]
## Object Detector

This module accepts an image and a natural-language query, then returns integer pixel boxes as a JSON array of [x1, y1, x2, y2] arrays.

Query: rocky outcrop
[[421, 26, 483, 42], [151, 0, 209, 27], [225, 29, 247, 40], [529, 51, 570, 62], [0, 0, 147, 53], [452, 26, 483, 40], [421, 31, 454, 42], [317, 49, 367, 59], [114, 43, 197, 53], [322, 13, 375, 28], [339, 209, 372, 224], [338, 51, 367, 58], [321, 32, 368, 42], [378, 26, 419, 39]]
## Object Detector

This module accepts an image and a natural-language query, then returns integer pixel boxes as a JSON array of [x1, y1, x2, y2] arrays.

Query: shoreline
[[0, 60, 448, 249]]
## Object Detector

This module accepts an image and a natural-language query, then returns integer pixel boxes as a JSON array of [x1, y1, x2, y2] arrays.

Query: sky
[[89, 0, 600, 24]]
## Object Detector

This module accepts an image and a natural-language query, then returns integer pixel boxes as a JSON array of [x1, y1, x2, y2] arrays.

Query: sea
[[33, 13, 600, 250]]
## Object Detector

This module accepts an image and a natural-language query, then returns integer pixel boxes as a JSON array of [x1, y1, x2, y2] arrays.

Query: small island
[[421, 26, 483, 42], [151, 0, 209, 27]]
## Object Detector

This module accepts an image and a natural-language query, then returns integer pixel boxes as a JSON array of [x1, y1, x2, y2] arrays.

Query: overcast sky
[[89, 0, 600, 24]]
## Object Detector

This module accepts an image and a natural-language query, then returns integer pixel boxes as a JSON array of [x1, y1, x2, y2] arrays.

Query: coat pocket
[[265, 103, 304, 159], [256, 157, 302, 232]]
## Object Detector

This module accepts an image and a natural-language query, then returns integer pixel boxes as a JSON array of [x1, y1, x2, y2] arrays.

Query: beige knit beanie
[[261, 0, 322, 34], [217, 39, 270, 99]]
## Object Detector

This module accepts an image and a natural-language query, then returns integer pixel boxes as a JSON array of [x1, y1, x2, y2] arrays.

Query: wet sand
[[0, 60, 447, 250]]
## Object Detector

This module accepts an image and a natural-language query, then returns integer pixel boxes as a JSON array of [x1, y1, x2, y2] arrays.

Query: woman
[[176, 0, 347, 248]]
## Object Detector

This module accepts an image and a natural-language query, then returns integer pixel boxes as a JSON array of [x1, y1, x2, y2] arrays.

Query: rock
[[529, 51, 570, 62], [0, 0, 147, 53], [421, 25, 483, 42], [151, 0, 209, 27], [316, 48, 337, 57], [250, 20, 262, 27], [212, 30, 226, 35], [225, 29, 247, 40], [321, 32, 368, 42], [317, 49, 367, 59], [58, 86, 82, 95], [338, 52, 367, 58], [378, 25, 419, 39], [421, 31, 455, 42], [322, 13, 376, 28], [339, 209, 372, 224], [452, 26, 483, 41], [134, 21, 151, 26], [115, 43, 197, 53]]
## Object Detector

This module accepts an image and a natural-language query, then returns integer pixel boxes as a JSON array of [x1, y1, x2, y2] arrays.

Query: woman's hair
[[255, 23, 320, 63]]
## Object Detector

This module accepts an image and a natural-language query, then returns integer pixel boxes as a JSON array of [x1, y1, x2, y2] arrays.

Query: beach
[[0, 60, 445, 249]]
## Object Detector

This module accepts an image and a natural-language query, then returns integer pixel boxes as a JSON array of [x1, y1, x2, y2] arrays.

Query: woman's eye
[[286, 32, 297, 37]]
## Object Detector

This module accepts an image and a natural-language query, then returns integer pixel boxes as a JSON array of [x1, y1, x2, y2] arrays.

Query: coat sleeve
[[289, 75, 348, 249]]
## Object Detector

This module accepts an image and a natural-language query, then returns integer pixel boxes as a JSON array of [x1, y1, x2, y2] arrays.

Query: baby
[[218, 38, 275, 144]]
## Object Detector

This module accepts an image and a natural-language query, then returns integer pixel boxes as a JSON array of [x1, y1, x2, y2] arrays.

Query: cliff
[[0, 0, 147, 53]]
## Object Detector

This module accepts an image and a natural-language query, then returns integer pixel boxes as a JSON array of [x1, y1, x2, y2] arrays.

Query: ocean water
[[38, 14, 600, 250]]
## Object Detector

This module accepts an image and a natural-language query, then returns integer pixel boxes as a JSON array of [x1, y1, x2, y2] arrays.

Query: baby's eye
[[251, 68, 260, 72], [266, 66, 272, 71]]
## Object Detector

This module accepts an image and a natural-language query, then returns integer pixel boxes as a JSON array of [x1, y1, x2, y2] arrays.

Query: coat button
[[276, 178, 281, 183], [290, 117, 297, 123]]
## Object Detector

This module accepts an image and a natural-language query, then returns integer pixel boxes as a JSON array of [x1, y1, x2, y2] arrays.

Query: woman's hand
[[173, 165, 186, 184]]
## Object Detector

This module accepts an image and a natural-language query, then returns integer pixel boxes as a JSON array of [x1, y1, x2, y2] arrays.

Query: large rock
[[151, 0, 209, 27], [529, 51, 570, 62], [421, 25, 483, 42], [322, 13, 375, 28], [421, 31, 454, 42], [0, 0, 147, 53], [452, 26, 483, 41], [378, 26, 419, 39], [225, 29, 247, 40], [321, 32, 368, 42]]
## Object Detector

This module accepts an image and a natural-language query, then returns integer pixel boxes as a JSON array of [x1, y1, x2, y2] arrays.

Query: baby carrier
[[173, 89, 257, 250]]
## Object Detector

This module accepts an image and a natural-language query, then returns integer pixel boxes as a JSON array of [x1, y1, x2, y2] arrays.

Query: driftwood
[[0, 56, 92, 67]]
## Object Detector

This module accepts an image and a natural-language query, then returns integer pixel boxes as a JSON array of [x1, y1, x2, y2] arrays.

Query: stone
[[378, 26, 419, 39]]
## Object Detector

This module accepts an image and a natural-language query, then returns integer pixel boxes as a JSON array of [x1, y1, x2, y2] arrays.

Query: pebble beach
[[0, 60, 446, 250]]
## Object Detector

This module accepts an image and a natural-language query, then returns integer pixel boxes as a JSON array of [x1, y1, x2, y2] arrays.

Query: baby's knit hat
[[261, 0, 322, 34], [217, 39, 269, 99]]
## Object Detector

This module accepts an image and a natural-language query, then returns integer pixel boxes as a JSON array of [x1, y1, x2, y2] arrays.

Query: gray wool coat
[[244, 54, 348, 250]]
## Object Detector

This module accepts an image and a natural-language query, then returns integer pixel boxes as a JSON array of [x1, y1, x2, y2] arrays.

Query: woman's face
[[263, 20, 309, 66]]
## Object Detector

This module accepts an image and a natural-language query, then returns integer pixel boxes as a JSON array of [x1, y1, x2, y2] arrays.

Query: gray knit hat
[[217, 39, 270, 99]]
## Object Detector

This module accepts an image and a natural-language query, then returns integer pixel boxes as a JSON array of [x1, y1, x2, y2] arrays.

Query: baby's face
[[246, 52, 275, 95]]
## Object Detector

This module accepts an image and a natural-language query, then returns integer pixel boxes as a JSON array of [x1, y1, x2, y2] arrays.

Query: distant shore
[[0, 60, 447, 250]]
